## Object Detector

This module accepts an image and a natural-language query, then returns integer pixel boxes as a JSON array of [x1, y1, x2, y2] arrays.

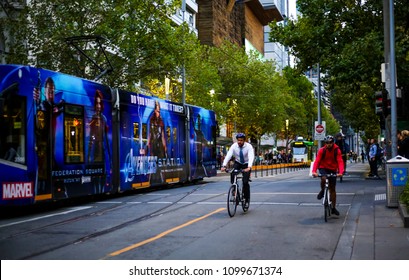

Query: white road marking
[[0, 206, 93, 228]]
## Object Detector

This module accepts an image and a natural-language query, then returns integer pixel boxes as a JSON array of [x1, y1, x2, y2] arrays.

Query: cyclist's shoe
[[317, 190, 324, 200], [331, 208, 340, 216]]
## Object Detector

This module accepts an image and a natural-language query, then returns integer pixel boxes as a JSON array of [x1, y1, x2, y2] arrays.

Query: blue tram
[[0, 65, 217, 206]]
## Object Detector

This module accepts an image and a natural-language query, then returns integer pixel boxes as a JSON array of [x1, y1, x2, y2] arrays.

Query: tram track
[[4, 183, 225, 259], [2, 185, 207, 239]]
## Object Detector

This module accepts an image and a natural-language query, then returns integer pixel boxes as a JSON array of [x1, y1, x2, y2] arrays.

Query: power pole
[[383, 0, 398, 158]]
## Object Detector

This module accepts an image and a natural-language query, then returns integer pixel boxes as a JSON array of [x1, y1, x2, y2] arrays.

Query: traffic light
[[374, 89, 391, 117], [375, 91, 383, 116], [381, 89, 391, 117]]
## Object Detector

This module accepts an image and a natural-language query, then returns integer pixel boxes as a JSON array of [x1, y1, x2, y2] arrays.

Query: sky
[[289, 0, 297, 19]]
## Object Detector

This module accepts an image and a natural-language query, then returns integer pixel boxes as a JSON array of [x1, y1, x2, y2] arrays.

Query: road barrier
[[252, 161, 311, 178]]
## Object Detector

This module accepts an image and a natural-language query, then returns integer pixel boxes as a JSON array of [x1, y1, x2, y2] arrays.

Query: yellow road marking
[[106, 207, 225, 257]]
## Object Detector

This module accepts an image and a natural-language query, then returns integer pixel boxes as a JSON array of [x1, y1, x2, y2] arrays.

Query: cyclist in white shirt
[[221, 133, 255, 208]]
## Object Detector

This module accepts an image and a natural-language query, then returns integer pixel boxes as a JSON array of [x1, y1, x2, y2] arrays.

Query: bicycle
[[377, 155, 386, 171], [316, 173, 338, 222], [226, 169, 250, 217]]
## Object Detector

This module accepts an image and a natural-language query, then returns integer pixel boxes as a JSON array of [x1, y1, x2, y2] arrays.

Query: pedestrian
[[368, 138, 380, 179], [361, 150, 365, 163], [365, 138, 371, 166], [335, 132, 348, 174], [398, 130, 409, 159]]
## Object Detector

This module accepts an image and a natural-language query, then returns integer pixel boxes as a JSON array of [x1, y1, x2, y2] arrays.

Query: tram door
[[33, 75, 67, 200], [34, 103, 53, 200]]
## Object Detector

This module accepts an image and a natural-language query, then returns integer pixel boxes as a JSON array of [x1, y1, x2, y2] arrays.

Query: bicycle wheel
[[324, 202, 330, 222], [227, 184, 238, 217], [324, 190, 331, 222]]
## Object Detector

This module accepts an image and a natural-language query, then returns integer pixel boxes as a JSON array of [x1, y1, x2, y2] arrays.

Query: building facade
[[170, 0, 199, 35], [196, 0, 283, 56], [0, 0, 25, 64]]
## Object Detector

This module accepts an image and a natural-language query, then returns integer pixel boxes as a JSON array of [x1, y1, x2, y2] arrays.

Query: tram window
[[173, 127, 177, 144], [0, 95, 26, 165], [133, 122, 148, 142], [64, 105, 84, 163], [166, 127, 171, 143], [133, 122, 139, 140], [142, 123, 147, 141]]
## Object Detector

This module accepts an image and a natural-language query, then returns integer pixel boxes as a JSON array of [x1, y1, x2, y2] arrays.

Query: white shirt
[[222, 142, 255, 168]]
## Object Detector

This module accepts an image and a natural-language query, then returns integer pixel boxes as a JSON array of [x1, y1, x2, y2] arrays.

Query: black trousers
[[318, 168, 337, 207], [369, 157, 378, 176], [231, 161, 251, 200]]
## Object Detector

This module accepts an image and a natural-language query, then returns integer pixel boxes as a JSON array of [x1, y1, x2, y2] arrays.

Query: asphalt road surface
[[1, 164, 368, 260]]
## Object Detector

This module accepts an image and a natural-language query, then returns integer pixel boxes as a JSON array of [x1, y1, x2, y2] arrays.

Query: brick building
[[196, 0, 283, 56]]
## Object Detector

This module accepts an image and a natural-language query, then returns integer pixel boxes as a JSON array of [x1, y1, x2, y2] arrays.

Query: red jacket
[[312, 143, 345, 174]]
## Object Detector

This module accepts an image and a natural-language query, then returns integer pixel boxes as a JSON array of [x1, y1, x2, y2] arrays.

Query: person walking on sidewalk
[[312, 135, 344, 216], [398, 130, 409, 159], [368, 138, 381, 179], [335, 132, 349, 174]]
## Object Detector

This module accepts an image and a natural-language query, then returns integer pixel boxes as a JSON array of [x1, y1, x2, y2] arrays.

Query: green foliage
[[2, 0, 340, 145], [6, 0, 181, 88], [269, 0, 409, 136], [401, 180, 409, 209]]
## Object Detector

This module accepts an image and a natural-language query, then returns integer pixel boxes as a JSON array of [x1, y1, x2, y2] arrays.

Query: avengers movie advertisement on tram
[[118, 90, 187, 190], [0, 65, 114, 205], [189, 105, 217, 180]]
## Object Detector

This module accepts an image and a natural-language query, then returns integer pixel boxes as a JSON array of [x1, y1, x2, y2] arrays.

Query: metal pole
[[286, 0, 290, 66], [317, 63, 322, 149], [389, 0, 397, 157], [383, 0, 391, 159], [181, 0, 190, 179], [182, 0, 186, 105]]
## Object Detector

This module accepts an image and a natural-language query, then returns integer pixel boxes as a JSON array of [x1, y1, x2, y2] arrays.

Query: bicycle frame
[[318, 173, 337, 222], [227, 169, 248, 217]]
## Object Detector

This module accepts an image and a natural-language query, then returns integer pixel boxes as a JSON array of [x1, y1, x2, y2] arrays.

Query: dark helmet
[[324, 135, 334, 143], [335, 132, 343, 138], [236, 132, 246, 139]]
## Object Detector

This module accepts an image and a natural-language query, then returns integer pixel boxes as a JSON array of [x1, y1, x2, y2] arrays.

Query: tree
[[269, 0, 409, 135], [282, 67, 316, 138], [5, 0, 181, 88], [206, 42, 288, 144]]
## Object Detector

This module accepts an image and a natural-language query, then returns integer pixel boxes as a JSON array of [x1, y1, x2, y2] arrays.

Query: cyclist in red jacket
[[312, 135, 344, 216]]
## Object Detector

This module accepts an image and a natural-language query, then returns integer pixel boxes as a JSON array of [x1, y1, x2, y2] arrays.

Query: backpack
[[376, 144, 383, 159], [322, 147, 340, 162]]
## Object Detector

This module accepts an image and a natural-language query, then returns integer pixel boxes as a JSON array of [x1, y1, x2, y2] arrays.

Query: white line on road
[[0, 206, 93, 228]]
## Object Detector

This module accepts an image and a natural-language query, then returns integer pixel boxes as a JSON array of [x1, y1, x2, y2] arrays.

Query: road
[[0, 163, 371, 260]]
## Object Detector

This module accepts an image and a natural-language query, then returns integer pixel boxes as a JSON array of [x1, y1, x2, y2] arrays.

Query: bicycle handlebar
[[316, 173, 339, 178], [225, 168, 245, 174]]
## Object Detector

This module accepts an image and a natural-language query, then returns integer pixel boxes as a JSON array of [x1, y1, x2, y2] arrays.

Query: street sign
[[314, 121, 326, 140]]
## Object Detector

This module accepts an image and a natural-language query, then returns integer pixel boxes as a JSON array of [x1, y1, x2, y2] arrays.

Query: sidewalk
[[332, 161, 409, 260], [215, 161, 409, 259]]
